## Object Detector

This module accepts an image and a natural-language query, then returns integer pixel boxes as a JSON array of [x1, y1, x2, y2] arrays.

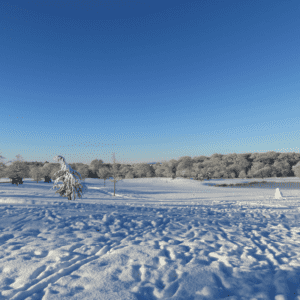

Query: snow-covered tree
[[238, 169, 247, 179], [0, 162, 8, 179], [176, 156, 193, 177], [5, 161, 29, 182], [49, 155, 88, 201], [165, 159, 179, 178], [76, 164, 89, 181], [119, 164, 134, 179], [29, 166, 44, 183], [155, 164, 167, 178], [70, 163, 90, 181], [260, 165, 274, 179], [273, 160, 291, 177], [0, 153, 8, 165], [41, 163, 53, 179], [125, 171, 134, 179], [158, 162, 175, 178], [292, 162, 300, 178], [40, 163, 60, 181], [96, 166, 111, 186], [89, 159, 104, 176], [0, 153, 23, 180], [176, 169, 187, 178], [131, 163, 154, 178]]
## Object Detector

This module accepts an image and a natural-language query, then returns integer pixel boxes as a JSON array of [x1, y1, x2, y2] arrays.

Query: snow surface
[[1, 176, 300, 300]]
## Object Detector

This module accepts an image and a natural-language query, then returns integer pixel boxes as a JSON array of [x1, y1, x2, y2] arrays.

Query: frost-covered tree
[[151, 162, 162, 177], [155, 164, 167, 178], [234, 154, 251, 175], [89, 159, 104, 176], [29, 166, 44, 183], [108, 152, 123, 196], [119, 164, 133, 178], [41, 163, 53, 179], [49, 155, 88, 201], [273, 160, 291, 177], [77, 165, 89, 181], [238, 169, 247, 179], [157, 160, 177, 178], [247, 161, 265, 178], [96, 166, 111, 186], [166, 159, 179, 178], [0, 153, 9, 166], [40, 163, 60, 181], [259, 166, 274, 179], [70, 163, 89, 181], [212, 170, 221, 179], [5, 161, 29, 183], [0, 162, 8, 179], [176, 156, 193, 178], [0, 154, 24, 180], [125, 171, 135, 179], [292, 162, 300, 178], [176, 169, 187, 178], [192, 162, 204, 177], [131, 163, 154, 178]]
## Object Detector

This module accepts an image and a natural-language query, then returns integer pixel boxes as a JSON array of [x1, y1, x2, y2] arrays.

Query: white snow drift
[[1, 176, 300, 300]]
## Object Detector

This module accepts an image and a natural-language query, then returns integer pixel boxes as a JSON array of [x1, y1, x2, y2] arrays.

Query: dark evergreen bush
[[12, 176, 23, 186]]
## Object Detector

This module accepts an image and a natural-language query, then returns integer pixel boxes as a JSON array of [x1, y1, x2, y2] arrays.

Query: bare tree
[[108, 152, 123, 196]]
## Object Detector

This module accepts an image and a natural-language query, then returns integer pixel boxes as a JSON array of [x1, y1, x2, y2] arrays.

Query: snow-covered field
[[1, 176, 300, 300]]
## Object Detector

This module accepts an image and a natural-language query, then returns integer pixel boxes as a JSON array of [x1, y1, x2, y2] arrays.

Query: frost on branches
[[50, 155, 88, 201]]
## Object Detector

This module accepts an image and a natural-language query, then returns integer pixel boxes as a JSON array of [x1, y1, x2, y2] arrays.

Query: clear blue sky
[[1, 0, 300, 166]]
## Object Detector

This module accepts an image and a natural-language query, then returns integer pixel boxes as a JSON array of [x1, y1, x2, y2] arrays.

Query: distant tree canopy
[[4, 161, 30, 180], [1, 151, 300, 182]]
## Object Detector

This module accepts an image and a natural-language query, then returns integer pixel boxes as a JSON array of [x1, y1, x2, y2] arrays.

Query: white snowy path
[[1, 177, 300, 300]]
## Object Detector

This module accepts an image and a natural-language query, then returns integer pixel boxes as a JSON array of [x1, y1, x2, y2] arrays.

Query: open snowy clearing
[[1, 177, 300, 300]]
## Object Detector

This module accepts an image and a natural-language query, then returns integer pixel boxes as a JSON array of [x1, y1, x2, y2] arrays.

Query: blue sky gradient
[[1, 0, 300, 166]]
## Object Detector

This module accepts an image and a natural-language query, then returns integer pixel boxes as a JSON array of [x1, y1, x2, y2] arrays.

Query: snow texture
[[1, 176, 300, 300]]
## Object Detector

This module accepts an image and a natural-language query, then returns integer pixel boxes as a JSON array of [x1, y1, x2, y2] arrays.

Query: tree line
[[1, 151, 300, 185]]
